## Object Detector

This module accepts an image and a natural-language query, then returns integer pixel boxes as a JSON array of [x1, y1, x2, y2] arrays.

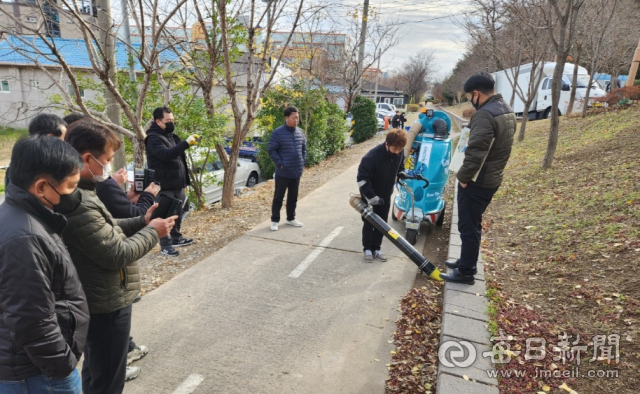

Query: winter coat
[[357, 143, 405, 202], [61, 178, 159, 314], [145, 123, 191, 191], [457, 94, 516, 189], [96, 178, 155, 219], [0, 184, 89, 380], [391, 114, 402, 128], [268, 124, 307, 179]]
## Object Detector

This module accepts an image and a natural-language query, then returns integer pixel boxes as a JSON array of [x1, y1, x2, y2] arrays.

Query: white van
[[492, 62, 607, 120], [376, 102, 396, 116]]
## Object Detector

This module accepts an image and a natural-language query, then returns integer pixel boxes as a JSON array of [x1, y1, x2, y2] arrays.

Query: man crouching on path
[[63, 120, 177, 394], [357, 128, 407, 262]]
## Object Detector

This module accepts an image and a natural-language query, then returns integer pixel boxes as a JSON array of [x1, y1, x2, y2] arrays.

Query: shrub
[[351, 95, 377, 143], [635, 79, 640, 86], [407, 103, 419, 113], [598, 86, 640, 106], [462, 108, 476, 119]]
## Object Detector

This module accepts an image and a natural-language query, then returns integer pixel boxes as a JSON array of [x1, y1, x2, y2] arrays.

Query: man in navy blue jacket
[[268, 106, 307, 231]]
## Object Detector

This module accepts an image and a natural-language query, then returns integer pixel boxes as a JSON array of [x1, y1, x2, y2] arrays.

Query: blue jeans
[[0, 369, 81, 394]]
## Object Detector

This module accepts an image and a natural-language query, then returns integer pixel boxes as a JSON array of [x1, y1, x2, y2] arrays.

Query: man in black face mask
[[440, 72, 516, 285], [356, 128, 407, 262], [0, 136, 89, 393], [145, 106, 200, 257]]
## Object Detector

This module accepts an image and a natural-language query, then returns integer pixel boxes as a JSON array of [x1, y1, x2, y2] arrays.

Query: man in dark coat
[[268, 106, 307, 231], [356, 129, 407, 262], [96, 168, 159, 220], [0, 136, 89, 393], [145, 106, 200, 256], [391, 110, 401, 128], [440, 72, 516, 285]]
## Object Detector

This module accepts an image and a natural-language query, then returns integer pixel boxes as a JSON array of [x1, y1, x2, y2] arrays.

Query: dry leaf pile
[[385, 283, 443, 393]]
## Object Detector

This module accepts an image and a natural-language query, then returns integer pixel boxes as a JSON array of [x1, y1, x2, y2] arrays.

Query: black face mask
[[164, 122, 175, 134], [45, 184, 82, 214], [386, 145, 400, 159], [471, 92, 481, 109]]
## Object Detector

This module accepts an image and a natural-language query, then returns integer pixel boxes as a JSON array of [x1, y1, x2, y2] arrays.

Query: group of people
[[391, 110, 407, 130], [357, 72, 515, 285], [0, 72, 513, 393], [0, 107, 201, 393]]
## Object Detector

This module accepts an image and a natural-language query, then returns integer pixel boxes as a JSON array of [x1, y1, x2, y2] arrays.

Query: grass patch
[[483, 106, 640, 393], [0, 127, 28, 188]]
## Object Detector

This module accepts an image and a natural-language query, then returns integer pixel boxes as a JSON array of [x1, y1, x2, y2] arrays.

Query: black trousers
[[362, 202, 390, 252], [271, 176, 300, 222], [157, 188, 185, 248], [457, 183, 498, 276], [82, 304, 132, 394]]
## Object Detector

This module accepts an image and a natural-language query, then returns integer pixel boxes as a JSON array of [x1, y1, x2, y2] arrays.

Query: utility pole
[[97, 0, 125, 172], [625, 37, 640, 87], [355, 0, 369, 96], [373, 49, 381, 104]]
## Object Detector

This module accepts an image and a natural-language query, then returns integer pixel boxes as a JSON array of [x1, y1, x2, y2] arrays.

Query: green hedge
[[407, 103, 419, 112], [351, 96, 377, 143]]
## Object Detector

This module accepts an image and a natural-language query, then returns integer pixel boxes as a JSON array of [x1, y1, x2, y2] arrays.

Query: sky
[[323, 0, 473, 80]]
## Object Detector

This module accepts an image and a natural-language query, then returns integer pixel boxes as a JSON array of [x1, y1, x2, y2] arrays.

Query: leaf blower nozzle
[[349, 195, 442, 281]]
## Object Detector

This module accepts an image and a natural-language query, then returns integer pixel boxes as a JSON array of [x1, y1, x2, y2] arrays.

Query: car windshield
[[574, 75, 592, 88]]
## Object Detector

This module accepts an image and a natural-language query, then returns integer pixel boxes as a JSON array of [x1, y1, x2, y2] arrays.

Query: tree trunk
[[220, 148, 239, 208], [133, 136, 145, 167], [518, 100, 533, 142], [567, 44, 582, 114], [542, 55, 567, 170]]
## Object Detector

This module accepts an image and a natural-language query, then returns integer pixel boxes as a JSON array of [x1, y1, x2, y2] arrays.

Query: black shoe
[[133, 294, 141, 303], [444, 259, 460, 269], [172, 238, 194, 248], [161, 246, 179, 256], [439, 269, 475, 285]]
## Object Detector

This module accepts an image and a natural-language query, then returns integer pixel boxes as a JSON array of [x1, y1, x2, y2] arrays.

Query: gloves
[[186, 134, 201, 146], [369, 196, 385, 206], [397, 172, 408, 180]]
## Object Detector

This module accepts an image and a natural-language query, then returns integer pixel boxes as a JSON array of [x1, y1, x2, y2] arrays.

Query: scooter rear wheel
[[436, 201, 446, 227], [406, 229, 418, 245]]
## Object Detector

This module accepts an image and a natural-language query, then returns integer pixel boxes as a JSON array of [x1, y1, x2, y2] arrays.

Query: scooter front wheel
[[436, 201, 447, 227], [406, 229, 418, 245]]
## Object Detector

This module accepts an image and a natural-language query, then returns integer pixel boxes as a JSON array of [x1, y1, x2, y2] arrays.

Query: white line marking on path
[[288, 226, 344, 278], [172, 374, 204, 394]]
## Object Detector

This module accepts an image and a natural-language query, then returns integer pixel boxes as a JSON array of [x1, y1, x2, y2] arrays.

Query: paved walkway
[[436, 187, 499, 394], [124, 162, 428, 394]]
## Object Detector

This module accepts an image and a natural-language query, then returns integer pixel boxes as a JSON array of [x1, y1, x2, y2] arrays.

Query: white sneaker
[[125, 366, 141, 381], [364, 250, 373, 262], [270, 222, 279, 231], [127, 345, 148, 365], [285, 219, 303, 227]]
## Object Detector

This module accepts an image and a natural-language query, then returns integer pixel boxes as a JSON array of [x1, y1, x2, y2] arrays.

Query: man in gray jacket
[[440, 72, 516, 285], [268, 106, 307, 231]]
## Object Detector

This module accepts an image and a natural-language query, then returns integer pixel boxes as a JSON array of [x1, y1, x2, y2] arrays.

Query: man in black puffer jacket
[[145, 106, 200, 256], [0, 136, 88, 392], [357, 129, 407, 262], [268, 106, 307, 231], [440, 72, 516, 285]]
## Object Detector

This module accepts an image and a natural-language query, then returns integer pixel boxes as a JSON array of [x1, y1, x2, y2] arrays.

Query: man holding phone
[[145, 106, 200, 256]]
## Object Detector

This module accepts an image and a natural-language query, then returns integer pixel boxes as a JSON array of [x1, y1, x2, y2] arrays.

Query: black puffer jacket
[[268, 124, 307, 179], [357, 143, 405, 202], [145, 123, 190, 190], [0, 184, 89, 380], [457, 94, 516, 189], [96, 178, 155, 219]]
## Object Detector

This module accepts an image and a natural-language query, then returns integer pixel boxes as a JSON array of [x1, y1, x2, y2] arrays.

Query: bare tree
[[579, 0, 619, 117], [329, 5, 401, 112], [214, 0, 308, 208], [0, 0, 188, 165], [385, 50, 437, 104], [538, 0, 586, 169]]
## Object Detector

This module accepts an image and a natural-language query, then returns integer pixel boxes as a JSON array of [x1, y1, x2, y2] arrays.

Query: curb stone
[[436, 186, 499, 394]]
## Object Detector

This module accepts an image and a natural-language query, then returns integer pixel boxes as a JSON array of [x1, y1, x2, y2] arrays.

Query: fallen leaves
[[385, 284, 443, 393]]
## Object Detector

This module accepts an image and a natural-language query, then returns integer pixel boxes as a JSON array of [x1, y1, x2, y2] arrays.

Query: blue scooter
[[392, 109, 452, 245]]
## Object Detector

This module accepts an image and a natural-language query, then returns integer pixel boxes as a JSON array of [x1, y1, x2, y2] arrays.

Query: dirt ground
[[481, 106, 640, 394], [137, 133, 389, 294]]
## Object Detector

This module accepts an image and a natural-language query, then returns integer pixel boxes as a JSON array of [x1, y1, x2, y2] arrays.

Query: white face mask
[[89, 155, 112, 183]]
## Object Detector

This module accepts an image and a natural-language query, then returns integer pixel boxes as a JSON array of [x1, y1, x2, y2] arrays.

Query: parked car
[[223, 137, 261, 162], [127, 148, 261, 205], [375, 112, 386, 129], [376, 102, 396, 117]]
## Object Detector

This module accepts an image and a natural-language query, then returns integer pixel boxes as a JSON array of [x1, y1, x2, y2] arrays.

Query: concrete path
[[124, 161, 427, 394], [0, 193, 4, 204], [436, 187, 499, 394]]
